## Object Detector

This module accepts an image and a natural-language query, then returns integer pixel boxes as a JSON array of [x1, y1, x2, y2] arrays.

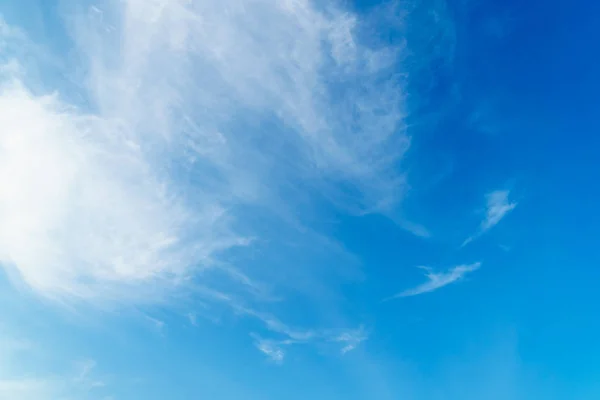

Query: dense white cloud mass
[[0, 0, 409, 303]]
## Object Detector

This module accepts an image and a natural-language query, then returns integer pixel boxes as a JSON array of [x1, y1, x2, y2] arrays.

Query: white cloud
[[332, 325, 368, 354], [237, 307, 317, 342], [0, 0, 410, 304], [463, 190, 517, 246], [481, 190, 517, 232], [238, 306, 367, 361], [252, 336, 286, 364], [0, 79, 243, 302], [385, 262, 481, 299]]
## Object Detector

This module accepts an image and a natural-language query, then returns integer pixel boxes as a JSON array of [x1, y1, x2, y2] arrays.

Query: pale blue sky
[[1, 0, 600, 399]]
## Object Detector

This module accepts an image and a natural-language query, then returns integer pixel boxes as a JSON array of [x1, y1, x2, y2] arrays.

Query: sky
[[1, 0, 600, 399]]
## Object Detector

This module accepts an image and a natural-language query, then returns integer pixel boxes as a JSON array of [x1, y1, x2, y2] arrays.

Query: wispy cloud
[[143, 315, 166, 333], [0, 331, 108, 400], [0, 0, 454, 369], [385, 262, 481, 300], [73, 359, 106, 390], [463, 190, 517, 246], [252, 335, 288, 364], [481, 190, 517, 231], [0, 0, 410, 305], [238, 307, 317, 342], [242, 308, 367, 361], [332, 325, 369, 355]]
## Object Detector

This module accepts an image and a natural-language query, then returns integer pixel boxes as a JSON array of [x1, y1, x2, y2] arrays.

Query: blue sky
[[1, 0, 600, 399]]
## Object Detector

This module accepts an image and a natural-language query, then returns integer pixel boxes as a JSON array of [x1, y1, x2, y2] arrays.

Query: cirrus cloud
[[384, 262, 481, 300], [0, 0, 411, 303]]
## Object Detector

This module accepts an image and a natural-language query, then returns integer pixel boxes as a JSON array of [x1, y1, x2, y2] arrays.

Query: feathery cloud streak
[[463, 190, 517, 246], [252, 336, 288, 364], [241, 307, 368, 361], [385, 262, 481, 299], [481, 190, 517, 232]]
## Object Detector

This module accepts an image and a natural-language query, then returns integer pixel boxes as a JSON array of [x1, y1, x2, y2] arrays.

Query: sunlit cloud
[[0, 0, 410, 304]]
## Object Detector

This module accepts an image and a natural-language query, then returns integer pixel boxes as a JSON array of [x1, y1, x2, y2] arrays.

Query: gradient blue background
[[1, 0, 600, 399]]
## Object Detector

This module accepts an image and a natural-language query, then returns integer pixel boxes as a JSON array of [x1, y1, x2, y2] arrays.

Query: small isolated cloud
[[332, 326, 368, 354], [498, 244, 511, 252], [385, 262, 481, 300], [463, 190, 517, 246], [252, 336, 286, 364], [481, 190, 517, 231]]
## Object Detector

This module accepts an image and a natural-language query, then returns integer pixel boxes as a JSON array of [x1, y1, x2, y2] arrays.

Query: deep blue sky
[[1, 0, 600, 399]]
